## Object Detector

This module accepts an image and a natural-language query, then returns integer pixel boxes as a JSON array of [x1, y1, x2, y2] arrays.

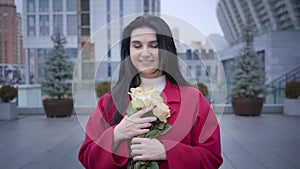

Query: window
[[81, 14, 90, 26], [39, 0, 49, 12], [196, 66, 201, 76], [27, 0, 35, 12], [81, 28, 90, 36], [65, 48, 78, 58], [81, 0, 89, 11], [108, 63, 111, 77], [144, 0, 149, 13], [67, 0, 77, 11], [39, 15, 49, 36], [53, 15, 63, 34], [27, 15, 36, 36], [53, 0, 63, 12], [67, 15, 77, 35], [206, 66, 211, 76]]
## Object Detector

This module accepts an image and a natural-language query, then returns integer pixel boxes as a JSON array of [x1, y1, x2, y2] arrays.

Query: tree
[[230, 18, 266, 98], [42, 33, 73, 99]]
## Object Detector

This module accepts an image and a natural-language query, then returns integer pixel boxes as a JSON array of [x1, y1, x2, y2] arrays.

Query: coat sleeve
[[78, 94, 129, 169], [161, 91, 223, 169]]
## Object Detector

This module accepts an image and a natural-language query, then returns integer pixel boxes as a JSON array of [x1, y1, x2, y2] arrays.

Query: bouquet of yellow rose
[[126, 86, 172, 169]]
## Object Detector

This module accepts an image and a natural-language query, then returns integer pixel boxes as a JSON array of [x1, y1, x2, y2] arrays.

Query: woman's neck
[[139, 75, 166, 92]]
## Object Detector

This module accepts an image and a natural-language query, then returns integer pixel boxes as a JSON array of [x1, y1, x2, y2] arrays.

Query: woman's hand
[[131, 138, 167, 161], [114, 105, 157, 142]]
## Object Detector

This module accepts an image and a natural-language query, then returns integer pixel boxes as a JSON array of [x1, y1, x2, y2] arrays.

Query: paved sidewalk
[[0, 114, 299, 169]]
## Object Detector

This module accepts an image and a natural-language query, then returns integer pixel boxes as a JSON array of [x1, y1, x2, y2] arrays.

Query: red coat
[[78, 80, 223, 169]]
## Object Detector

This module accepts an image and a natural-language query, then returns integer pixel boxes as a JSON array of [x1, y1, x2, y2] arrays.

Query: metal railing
[[265, 64, 300, 104]]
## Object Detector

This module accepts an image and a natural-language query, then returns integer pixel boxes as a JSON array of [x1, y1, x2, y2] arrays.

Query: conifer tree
[[43, 32, 73, 99], [231, 17, 266, 98]]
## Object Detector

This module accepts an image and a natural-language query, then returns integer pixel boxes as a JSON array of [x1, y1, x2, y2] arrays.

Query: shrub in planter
[[197, 83, 208, 97], [283, 81, 300, 116], [0, 85, 17, 102], [42, 32, 74, 117], [0, 85, 18, 120], [96, 82, 111, 98], [285, 81, 300, 99], [230, 18, 267, 116]]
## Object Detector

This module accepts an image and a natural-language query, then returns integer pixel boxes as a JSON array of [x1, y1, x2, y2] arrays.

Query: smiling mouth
[[139, 60, 153, 62]]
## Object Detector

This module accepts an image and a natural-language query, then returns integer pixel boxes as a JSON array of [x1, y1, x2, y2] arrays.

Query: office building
[[0, 0, 24, 83], [23, 0, 78, 83], [216, 0, 300, 103], [76, 0, 160, 81]]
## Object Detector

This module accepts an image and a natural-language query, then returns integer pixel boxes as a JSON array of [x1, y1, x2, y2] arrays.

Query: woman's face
[[130, 27, 162, 78]]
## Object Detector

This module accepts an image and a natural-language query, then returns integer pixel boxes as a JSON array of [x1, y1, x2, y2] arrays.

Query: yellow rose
[[143, 86, 156, 96], [131, 97, 145, 109], [129, 87, 146, 98], [149, 91, 164, 105], [153, 103, 170, 122]]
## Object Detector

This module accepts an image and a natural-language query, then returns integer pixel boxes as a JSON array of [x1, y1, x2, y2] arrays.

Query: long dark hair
[[107, 14, 191, 125]]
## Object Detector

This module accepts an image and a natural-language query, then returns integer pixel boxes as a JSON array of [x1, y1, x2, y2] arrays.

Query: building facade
[[216, 0, 300, 103], [23, 0, 78, 83], [76, 0, 160, 81], [0, 0, 24, 83], [217, 0, 300, 45]]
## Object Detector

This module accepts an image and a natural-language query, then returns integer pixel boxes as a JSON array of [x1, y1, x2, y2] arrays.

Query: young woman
[[78, 14, 223, 169]]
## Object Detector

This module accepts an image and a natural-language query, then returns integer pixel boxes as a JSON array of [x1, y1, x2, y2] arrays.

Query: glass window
[[27, 15, 36, 36], [27, 0, 35, 12], [65, 48, 78, 58], [53, 0, 63, 12], [196, 66, 201, 76], [53, 15, 63, 34], [67, 0, 77, 11], [144, 0, 149, 13], [39, 0, 49, 12], [67, 15, 77, 35], [108, 63, 111, 77], [81, 28, 90, 36], [39, 15, 49, 36], [81, 0, 89, 11], [81, 14, 90, 26]]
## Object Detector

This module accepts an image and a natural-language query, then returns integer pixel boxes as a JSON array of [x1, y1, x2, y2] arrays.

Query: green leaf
[[126, 102, 136, 116], [151, 161, 159, 169], [134, 161, 141, 169], [160, 124, 172, 135], [136, 134, 145, 138], [157, 122, 165, 130], [145, 130, 160, 138]]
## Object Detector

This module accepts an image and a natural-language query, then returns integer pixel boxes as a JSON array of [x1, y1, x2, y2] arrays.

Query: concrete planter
[[0, 103, 18, 120], [43, 99, 74, 117], [283, 98, 300, 116], [231, 97, 263, 116]]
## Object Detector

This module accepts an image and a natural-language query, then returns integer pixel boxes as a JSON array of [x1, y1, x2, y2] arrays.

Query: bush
[[96, 82, 111, 97], [197, 83, 208, 97], [285, 81, 300, 99], [0, 85, 18, 102]]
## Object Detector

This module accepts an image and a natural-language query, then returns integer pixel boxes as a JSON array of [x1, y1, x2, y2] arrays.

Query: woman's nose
[[140, 47, 151, 57]]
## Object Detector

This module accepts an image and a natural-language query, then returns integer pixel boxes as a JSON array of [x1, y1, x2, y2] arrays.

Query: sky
[[161, 0, 223, 36], [14, 0, 223, 36]]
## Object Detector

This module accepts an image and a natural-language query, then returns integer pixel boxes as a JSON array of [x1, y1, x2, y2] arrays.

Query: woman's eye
[[133, 45, 141, 48], [150, 44, 158, 48]]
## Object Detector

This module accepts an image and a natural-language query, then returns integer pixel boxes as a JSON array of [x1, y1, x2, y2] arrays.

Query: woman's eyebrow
[[131, 40, 157, 44], [131, 40, 141, 44]]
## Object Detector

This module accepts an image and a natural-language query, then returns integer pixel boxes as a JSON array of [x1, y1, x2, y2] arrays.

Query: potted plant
[[42, 32, 74, 117], [0, 85, 18, 120], [283, 81, 300, 116], [197, 83, 208, 97], [230, 20, 266, 116], [95, 81, 111, 98]]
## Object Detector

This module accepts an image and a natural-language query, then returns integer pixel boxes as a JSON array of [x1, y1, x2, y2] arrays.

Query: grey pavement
[[0, 114, 299, 169]]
